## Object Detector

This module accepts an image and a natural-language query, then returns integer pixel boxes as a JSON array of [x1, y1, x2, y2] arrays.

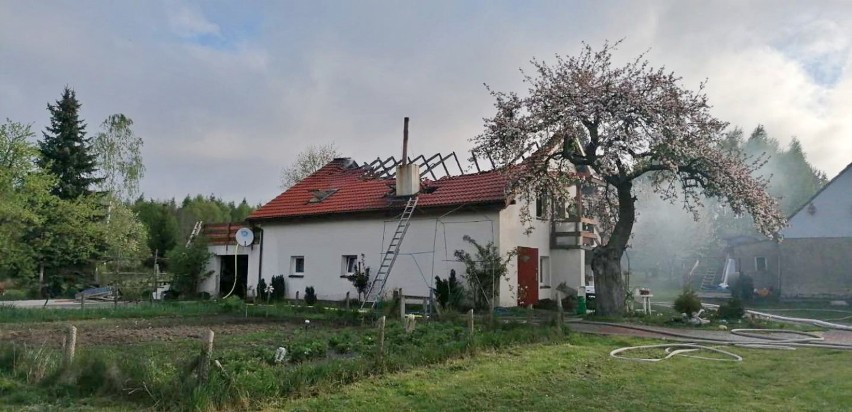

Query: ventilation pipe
[[402, 117, 409, 165]]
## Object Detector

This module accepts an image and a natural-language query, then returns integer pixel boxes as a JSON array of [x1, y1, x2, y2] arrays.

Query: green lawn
[[2, 302, 851, 411], [281, 335, 852, 412]]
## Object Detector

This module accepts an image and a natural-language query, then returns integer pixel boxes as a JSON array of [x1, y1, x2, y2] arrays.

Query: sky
[[2, 1, 852, 205]]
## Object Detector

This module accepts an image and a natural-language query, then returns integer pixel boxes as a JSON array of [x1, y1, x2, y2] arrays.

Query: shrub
[[454, 236, 508, 310], [731, 274, 754, 302], [434, 269, 465, 310], [165, 237, 213, 298], [673, 289, 702, 317], [328, 333, 355, 354], [304, 286, 317, 305], [287, 339, 327, 363], [717, 298, 745, 320], [270, 275, 287, 301], [346, 254, 370, 302], [257, 278, 268, 302], [220, 296, 243, 312]]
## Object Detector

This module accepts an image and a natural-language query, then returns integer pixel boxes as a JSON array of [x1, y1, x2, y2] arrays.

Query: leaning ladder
[[186, 221, 204, 247], [361, 196, 419, 309]]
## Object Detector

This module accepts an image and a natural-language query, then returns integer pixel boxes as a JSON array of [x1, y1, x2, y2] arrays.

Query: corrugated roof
[[248, 158, 510, 221]]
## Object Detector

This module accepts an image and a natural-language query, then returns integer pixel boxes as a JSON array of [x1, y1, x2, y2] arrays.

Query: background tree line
[[629, 125, 827, 282], [0, 87, 255, 298]]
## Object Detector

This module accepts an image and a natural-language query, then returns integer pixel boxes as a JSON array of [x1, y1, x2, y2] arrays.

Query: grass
[[0, 305, 567, 411], [282, 334, 852, 412], [2, 299, 850, 411]]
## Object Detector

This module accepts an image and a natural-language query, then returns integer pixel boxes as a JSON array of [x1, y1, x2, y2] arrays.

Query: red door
[[517, 247, 539, 306]]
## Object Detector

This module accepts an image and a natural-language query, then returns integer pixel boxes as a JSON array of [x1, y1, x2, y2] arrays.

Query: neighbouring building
[[198, 152, 601, 307], [726, 162, 852, 299]]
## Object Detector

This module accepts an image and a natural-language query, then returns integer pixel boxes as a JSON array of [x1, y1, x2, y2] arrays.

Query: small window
[[308, 188, 338, 203], [292, 256, 305, 274], [535, 192, 548, 218], [342, 255, 357, 275], [755, 256, 767, 272], [539, 256, 551, 286]]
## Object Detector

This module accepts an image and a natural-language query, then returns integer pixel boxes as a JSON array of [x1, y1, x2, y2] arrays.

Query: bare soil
[[0, 316, 310, 347]]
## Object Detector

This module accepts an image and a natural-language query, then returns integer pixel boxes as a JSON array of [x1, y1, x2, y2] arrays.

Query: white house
[[200, 154, 600, 307]]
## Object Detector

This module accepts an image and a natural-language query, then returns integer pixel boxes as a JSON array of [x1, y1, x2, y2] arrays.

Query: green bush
[[304, 286, 317, 306], [717, 298, 745, 320], [345, 255, 370, 302], [270, 275, 287, 301], [165, 237, 213, 298], [220, 296, 243, 312], [328, 332, 356, 354], [434, 269, 465, 310], [257, 278, 269, 302], [288, 339, 327, 363], [673, 289, 702, 317]]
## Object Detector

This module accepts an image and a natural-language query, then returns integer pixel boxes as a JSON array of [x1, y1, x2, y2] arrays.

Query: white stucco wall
[[784, 164, 852, 238], [255, 209, 499, 302], [234, 196, 590, 307], [551, 248, 585, 297], [497, 202, 555, 306]]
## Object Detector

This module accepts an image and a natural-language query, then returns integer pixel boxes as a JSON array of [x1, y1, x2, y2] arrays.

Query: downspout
[[776, 241, 782, 297], [257, 227, 264, 289]]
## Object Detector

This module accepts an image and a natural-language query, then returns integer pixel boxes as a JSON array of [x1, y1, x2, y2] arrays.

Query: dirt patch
[[0, 316, 319, 347]]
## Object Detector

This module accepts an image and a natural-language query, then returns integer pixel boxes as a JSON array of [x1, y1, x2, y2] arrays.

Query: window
[[342, 255, 357, 276], [539, 256, 551, 286], [291, 256, 305, 276], [755, 256, 767, 272], [535, 192, 548, 219]]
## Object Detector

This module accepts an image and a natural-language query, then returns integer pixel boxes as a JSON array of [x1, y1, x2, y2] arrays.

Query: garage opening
[[219, 255, 249, 298]]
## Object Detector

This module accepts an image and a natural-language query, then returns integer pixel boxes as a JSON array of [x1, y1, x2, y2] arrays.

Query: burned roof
[[248, 157, 510, 221]]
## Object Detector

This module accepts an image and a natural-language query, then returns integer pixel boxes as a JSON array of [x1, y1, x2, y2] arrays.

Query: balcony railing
[[551, 216, 599, 249]]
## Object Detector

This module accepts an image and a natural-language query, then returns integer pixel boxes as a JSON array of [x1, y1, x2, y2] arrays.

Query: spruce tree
[[39, 87, 100, 199]]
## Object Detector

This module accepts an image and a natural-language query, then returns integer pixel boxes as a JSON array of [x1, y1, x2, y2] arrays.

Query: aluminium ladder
[[361, 196, 419, 309], [186, 221, 204, 247]]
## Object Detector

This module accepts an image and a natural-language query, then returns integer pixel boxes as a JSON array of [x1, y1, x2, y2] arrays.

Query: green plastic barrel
[[576, 295, 587, 315]]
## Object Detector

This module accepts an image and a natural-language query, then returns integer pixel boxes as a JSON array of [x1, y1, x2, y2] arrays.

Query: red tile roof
[[249, 158, 509, 221]]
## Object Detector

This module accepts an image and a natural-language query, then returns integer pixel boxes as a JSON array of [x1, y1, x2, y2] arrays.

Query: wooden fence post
[[398, 288, 405, 320], [527, 304, 534, 324], [63, 325, 77, 368], [198, 330, 215, 382], [556, 291, 564, 333], [468, 309, 475, 337], [378, 316, 386, 360], [345, 291, 350, 310]]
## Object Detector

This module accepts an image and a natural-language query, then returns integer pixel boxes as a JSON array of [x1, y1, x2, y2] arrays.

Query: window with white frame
[[342, 255, 357, 276], [755, 256, 767, 272], [539, 256, 551, 286], [291, 256, 305, 276]]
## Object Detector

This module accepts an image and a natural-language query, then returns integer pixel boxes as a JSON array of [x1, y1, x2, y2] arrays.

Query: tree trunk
[[590, 181, 635, 317], [591, 245, 625, 316]]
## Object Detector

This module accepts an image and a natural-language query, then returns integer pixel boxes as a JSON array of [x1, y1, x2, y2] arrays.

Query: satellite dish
[[235, 227, 254, 247]]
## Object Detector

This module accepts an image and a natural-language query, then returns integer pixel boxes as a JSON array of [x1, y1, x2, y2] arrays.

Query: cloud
[[1, 1, 851, 205], [168, 5, 220, 39]]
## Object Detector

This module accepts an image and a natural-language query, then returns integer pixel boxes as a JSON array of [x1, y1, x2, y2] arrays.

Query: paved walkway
[[567, 320, 852, 347]]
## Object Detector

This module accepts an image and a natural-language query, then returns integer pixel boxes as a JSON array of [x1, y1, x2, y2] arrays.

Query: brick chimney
[[395, 117, 420, 196]]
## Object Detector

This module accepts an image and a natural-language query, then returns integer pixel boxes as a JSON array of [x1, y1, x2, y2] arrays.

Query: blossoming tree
[[471, 42, 786, 316]]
